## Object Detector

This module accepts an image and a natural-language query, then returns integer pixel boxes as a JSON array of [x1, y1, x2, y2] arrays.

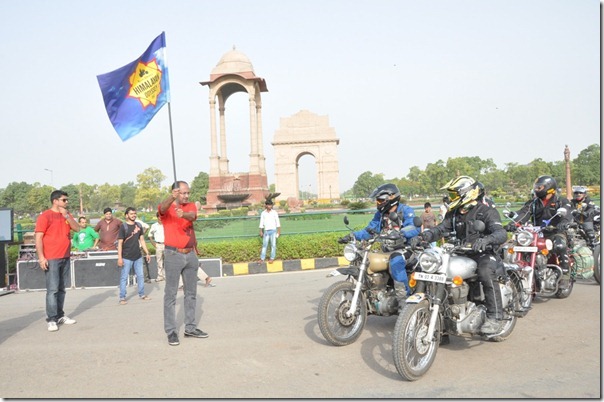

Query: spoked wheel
[[555, 276, 574, 299], [593, 245, 600, 285], [317, 281, 367, 346], [392, 301, 440, 381]]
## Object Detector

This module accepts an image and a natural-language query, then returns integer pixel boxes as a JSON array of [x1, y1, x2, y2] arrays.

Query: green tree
[[573, 144, 600, 186], [0, 182, 34, 215], [27, 184, 55, 213], [120, 182, 136, 208], [90, 183, 121, 212], [352, 171, 384, 198], [190, 171, 209, 204], [134, 167, 166, 210]]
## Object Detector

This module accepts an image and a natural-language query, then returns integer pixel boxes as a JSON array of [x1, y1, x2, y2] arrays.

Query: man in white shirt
[[258, 199, 281, 263], [148, 212, 165, 282]]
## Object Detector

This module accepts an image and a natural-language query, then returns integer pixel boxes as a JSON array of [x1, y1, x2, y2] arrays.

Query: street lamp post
[[44, 168, 53, 187]]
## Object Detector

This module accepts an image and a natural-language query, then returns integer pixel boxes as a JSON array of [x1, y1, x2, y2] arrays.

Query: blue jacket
[[353, 203, 421, 241]]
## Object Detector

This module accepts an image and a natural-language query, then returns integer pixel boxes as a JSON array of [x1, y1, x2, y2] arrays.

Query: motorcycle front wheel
[[392, 301, 440, 381], [593, 244, 600, 285], [555, 277, 574, 299], [317, 280, 367, 346]]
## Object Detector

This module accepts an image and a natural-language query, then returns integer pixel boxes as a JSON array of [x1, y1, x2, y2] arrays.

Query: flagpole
[[167, 102, 177, 182]]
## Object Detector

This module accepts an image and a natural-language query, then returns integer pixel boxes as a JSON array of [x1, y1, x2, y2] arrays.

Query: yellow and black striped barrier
[[221, 257, 349, 277]]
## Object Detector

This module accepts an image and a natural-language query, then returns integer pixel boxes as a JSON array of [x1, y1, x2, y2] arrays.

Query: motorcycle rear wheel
[[317, 280, 367, 346], [392, 301, 440, 381], [593, 244, 600, 285]]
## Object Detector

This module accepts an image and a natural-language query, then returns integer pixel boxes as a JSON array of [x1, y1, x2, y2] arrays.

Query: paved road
[[0, 269, 600, 398]]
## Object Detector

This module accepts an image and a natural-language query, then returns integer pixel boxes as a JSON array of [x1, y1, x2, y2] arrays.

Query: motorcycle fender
[[405, 292, 427, 304]]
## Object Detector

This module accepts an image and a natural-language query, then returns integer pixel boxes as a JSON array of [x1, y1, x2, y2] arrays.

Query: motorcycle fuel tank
[[447, 256, 477, 279], [368, 252, 390, 273]]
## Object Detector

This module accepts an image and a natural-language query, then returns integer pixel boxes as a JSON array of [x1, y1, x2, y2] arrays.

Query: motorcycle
[[500, 206, 570, 300], [391, 220, 522, 381], [317, 214, 420, 346], [504, 205, 592, 298]]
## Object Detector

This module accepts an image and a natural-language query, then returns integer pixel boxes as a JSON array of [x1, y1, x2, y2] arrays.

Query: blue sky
[[0, 0, 599, 194]]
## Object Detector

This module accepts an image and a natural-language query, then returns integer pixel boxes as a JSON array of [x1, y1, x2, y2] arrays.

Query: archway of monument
[[296, 152, 317, 201]]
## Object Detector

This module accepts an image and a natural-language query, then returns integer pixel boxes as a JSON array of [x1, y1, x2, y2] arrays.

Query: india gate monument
[[200, 48, 340, 212]]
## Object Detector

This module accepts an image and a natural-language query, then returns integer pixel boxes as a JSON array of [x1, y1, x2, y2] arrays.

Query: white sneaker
[[57, 316, 76, 325], [47, 321, 58, 332]]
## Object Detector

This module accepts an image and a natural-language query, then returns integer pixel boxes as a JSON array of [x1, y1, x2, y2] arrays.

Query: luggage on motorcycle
[[573, 245, 595, 279]]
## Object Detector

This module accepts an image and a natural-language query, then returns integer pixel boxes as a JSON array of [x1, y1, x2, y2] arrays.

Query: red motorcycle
[[502, 205, 574, 301]]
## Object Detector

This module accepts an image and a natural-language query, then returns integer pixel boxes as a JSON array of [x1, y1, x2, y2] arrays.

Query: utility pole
[[564, 145, 572, 198]]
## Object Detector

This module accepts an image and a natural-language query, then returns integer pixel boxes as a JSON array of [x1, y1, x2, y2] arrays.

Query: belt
[[165, 245, 194, 254], [155, 242, 163, 244]]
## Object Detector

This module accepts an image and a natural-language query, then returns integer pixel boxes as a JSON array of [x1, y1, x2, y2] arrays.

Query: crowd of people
[[34, 175, 599, 344]]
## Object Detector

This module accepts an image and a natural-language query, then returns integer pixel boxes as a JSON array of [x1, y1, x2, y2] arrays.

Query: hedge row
[[6, 231, 347, 271]]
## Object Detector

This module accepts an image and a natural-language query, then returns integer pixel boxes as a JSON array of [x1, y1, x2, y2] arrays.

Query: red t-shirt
[[35, 210, 73, 259], [159, 202, 197, 248]]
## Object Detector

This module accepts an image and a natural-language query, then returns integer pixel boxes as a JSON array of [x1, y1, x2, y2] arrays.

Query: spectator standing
[[72, 216, 100, 251], [149, 212, 166, 282], [117, 207, 151, 304], [35, 190, 80, 332], [159, 181, 208, 346], [135, 218, 151, 283], [420, 202, 438, 247], [94, 207, 122, 251], [439, 196, 449, 223], [258, 199, 281, 263]]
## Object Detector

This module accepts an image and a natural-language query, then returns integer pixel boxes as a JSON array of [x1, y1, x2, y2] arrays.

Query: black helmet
[[476, 181, 486, 200], [369, 183, 401, 213], [533, 176, 557, 199], [441, 176, 479, 211]]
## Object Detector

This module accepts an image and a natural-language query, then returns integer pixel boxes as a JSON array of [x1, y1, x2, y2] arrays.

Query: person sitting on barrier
[[94, 207, 122, 251], [72, 216, 99, 251]]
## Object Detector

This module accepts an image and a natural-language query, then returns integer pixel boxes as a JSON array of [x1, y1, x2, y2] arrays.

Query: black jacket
[[514, 195, 573, 228], [570, 196, 600, 223], [425, 202, 507, 247]]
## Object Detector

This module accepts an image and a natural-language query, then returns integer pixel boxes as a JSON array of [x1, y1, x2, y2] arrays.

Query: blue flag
[[97, 32, 170, 141]]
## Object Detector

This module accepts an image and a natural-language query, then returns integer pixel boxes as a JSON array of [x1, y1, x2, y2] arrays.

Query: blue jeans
[[261, 229, 277, 260], [389, 253, 410, 295], [45, 258, 70, 323], [163, 249, 199, 334], [119, 257, 145, 299]]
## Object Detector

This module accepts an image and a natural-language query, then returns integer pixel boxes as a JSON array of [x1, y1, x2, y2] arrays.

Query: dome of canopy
[[211, 47, 255, 76]]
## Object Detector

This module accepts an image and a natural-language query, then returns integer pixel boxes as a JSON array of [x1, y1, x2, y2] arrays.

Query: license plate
[[513, 246, 538, 252], [414, 272, 446, 283]]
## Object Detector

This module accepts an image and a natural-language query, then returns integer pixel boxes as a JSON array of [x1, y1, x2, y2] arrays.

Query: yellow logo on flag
[[128, 60, 163, 108]]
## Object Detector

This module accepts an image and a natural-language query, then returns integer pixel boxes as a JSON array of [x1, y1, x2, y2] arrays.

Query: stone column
[[209, 98, 219, 176], [256, 99, 266, 174], [249, 95, 259, 174], [219, 97, 229, 173]]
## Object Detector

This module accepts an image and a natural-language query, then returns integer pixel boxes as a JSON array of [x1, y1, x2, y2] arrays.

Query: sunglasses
[[59, 198, 69, 202]]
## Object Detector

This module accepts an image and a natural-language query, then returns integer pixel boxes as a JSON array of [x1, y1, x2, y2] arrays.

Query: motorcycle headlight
[[343, 243, 358, 262], [418, 249, 442, 274], [516, 231, 533, 247]]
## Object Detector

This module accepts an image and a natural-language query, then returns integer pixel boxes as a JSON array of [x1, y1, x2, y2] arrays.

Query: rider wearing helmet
[[338, 183, 421, 303], [570, 186, 599, 244], [411, 176, 508, 334], [476, 181, 496, 208], [506, 175, 573, 287]]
